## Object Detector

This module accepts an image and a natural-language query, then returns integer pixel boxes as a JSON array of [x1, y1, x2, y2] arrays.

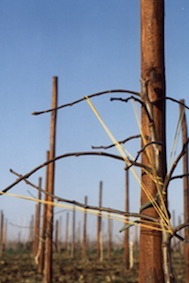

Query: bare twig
[[32, 89, 140, 116], [170, 223, 189, 244], [164, 138, 189, 193], [170, 173, 189, 181], [91, 134, 141, 150], [110, 96, 153, 123], [135, 141, 163, 163], [125, 141, 163, 171]]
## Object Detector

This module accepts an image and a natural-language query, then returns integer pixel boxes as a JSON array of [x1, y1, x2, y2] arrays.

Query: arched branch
[[32, 89, 140, 116], [1, 151, 151, 194], [152, 97, 189, 110]]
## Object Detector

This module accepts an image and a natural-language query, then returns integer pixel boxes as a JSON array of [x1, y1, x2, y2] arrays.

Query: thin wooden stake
[[65, 212, 69, 255], [180, 99, 189, 282], [82, 196, 88, 259], [38, 151, 49, 273], [97, 181, 103, 261], [71, 206, 76, 258], [124, 170, 129, 269], [0, 211, 4, 256], [55, 219, 59, 253], [43, 77, 58, 283], [107, 214, 112, 258], [33, 177, 42, 257]]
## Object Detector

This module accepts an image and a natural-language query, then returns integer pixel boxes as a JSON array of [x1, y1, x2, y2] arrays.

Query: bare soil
[[0, 250, 185, 283]]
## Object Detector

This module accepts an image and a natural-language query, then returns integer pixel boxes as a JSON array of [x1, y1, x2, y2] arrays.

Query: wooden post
[[71, 206, 76, 258], [140, 1, 166, 282], [82, 196, 88, 259], [180, 99, 189, 282], [29, 214, 34, 248], [33, 177, 42, 257], [55, 219, 59, 253], [38, 151, 49, 273], [97, 181, 103, 261], [0, 211, 4, 256], [124, 170, 129, 269], [107, 214, 112, 258], [178, 215, 183, 254], [43, 77, 58, 283], [59, 216, 62, 250], [171, 210, 176, 250], [77, 221, 81, 257], [65, 212, 69, 255]]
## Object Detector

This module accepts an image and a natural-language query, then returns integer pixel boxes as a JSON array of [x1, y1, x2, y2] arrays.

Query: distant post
[[82, 196, 88, 259], [97, 181, 103, 261], [124, 170, 129, 269]]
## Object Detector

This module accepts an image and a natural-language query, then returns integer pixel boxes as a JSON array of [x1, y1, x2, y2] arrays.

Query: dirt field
[[0, 250, 185, 283]]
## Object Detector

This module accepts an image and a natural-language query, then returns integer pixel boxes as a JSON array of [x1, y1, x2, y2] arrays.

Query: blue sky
[[0, 0, 189, 240]]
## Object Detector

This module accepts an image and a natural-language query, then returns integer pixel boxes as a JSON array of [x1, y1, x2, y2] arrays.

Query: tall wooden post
[[124, 170, 129, 269], [43, 77, 58, 283], [97, 181, 103, 261], [82, 196, 88, 259], [139, 1, 166, 282], [180, 99, 189, 282]]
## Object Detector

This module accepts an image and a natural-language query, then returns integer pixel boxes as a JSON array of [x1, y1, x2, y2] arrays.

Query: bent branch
[[32, 89, 140, 115]]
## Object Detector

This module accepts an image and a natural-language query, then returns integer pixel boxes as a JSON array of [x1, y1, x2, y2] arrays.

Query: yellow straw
[[85, 97, 172, 234]]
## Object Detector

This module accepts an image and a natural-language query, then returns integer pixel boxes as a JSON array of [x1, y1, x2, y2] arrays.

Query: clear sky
[[0, 0, 189, 241]]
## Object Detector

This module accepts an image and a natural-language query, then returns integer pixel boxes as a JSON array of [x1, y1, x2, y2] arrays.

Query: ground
[[0, 249, 185, 283]]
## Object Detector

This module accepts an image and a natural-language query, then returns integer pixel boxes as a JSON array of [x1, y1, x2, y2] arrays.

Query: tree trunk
[[139, 1, 167, 282]]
